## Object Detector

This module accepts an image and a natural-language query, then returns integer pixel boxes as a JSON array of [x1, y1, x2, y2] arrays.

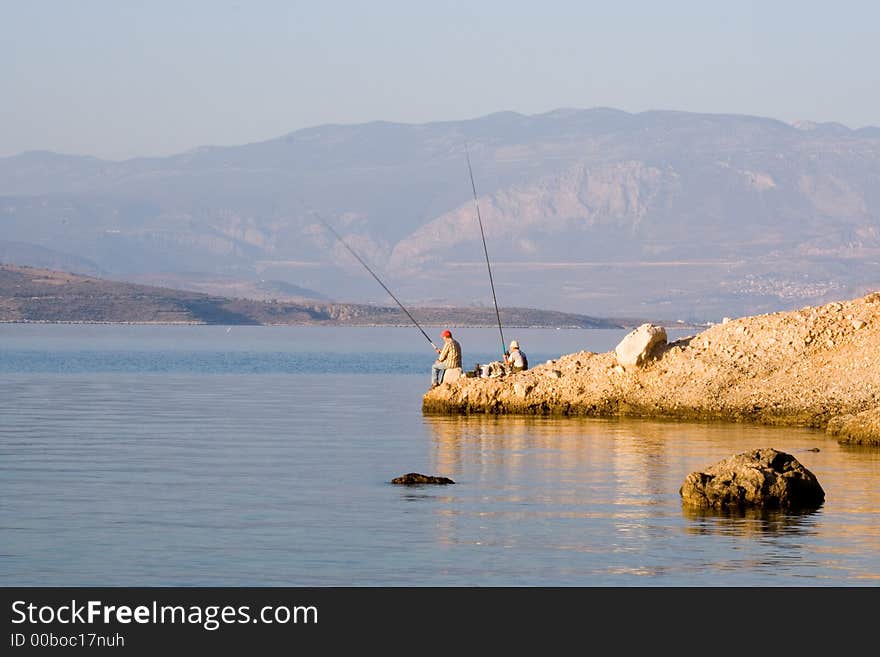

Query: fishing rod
[[465, 142, 506, 360], [307, 207, 439, 351]]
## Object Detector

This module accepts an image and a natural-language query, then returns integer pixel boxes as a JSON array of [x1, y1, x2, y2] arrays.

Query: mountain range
[[2, 107, 878, 321]]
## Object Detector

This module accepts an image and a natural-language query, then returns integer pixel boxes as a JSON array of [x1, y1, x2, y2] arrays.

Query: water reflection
[[425, 414, 673, 511], [423, 414, 836, 510], [4, 325, 880, 585], [682, 505, 821, 537], [422, 414, 880, 583]]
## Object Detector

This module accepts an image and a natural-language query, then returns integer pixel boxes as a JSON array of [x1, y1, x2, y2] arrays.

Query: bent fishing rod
[[308, 208, 439, 352], [465, 142, 506, 360]]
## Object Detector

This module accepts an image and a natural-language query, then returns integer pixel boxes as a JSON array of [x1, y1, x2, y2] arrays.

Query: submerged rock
[[391, 472, 455, 485], [679, 448, 824, 510]]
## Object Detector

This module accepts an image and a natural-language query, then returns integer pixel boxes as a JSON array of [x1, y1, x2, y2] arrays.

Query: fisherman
[[431, 329, 462, 387], [505, 340, 528, 371]]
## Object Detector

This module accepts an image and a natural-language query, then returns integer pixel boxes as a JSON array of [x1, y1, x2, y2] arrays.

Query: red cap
[[441, 330, 452, 338]]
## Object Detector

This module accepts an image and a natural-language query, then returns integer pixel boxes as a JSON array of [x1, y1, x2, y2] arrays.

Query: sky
[[2, 0, 878, 160]]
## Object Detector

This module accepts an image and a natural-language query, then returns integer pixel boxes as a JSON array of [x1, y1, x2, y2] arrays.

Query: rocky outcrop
[[391, 473, 455, 485], [422, 293, 880, 437], [826, 407, 880, 446], [679, 448, 825, 510]]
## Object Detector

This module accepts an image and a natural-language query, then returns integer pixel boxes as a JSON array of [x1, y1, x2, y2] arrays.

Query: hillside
[[1, 108, 878, 321], [423, 292, 880, 444], [0, 264, 636, 328]]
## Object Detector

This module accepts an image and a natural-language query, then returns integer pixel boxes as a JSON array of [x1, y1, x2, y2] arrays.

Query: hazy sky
[[2, 0, 878, 160]]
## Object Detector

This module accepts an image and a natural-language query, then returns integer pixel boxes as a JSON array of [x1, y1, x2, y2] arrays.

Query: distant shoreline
[[0, 319, 707, 329], [1, 264, 661, 330]]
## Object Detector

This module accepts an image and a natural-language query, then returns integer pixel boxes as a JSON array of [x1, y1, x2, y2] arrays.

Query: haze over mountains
[[2, 107, 879, 322]]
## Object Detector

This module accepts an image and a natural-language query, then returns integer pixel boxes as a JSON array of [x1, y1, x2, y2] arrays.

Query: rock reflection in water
[[682, 505, 821, 537]]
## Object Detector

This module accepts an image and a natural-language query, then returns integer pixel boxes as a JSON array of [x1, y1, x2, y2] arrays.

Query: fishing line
[[465, 142, 506, 359], [305, 205, 439, 351]]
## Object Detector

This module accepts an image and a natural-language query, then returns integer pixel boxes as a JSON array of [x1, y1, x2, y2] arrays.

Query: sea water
[[1, 324, 878, 586]]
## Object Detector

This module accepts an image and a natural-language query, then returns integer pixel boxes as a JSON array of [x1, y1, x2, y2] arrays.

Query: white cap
[[509, 340, 519, 349]]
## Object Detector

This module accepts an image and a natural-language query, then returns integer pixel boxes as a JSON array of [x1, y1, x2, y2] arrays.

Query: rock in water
[[826, 407, 880, 446], [679, 448, 824, 510], [392, 472, 455, 485]]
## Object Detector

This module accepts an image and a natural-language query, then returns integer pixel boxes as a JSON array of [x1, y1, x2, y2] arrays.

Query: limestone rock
[[442, 367, 462, 384], [826, 406, 880, 446], [391, 472, 455, 485], [679, 448, 824, 510], [513, 382, 533, 398], [614, 323, 667, 368]]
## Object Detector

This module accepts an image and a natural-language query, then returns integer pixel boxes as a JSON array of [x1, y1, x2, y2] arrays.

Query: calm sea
[[1, 324, 878, 586]]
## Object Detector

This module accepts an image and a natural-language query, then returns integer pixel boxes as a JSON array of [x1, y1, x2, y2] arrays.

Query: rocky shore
[[423, 293, 880, 446]]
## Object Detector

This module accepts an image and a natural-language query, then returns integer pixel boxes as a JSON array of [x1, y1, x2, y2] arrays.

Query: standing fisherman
[[431, 330, 462, 388]]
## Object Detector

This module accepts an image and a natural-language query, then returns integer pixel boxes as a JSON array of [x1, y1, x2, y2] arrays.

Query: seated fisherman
[[431, 329, 462, 387], [504, 340, 528, 371]]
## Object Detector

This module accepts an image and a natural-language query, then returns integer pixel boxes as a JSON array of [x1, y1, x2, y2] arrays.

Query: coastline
[[0, 318, 708, 330], [423, 293, 880, 446], [0, 264, 692, 330]]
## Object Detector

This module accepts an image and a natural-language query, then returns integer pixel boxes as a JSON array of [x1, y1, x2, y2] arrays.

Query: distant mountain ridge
[[1, 107, 878, 321]]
